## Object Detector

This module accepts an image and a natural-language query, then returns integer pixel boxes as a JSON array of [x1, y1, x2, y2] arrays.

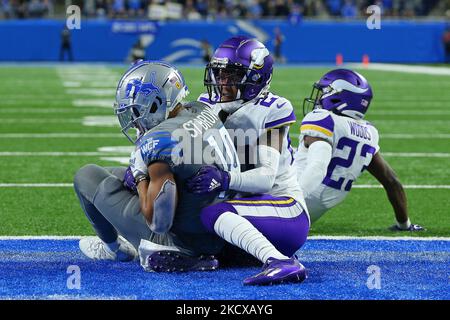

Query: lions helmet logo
[[125, 71, 160, 100]]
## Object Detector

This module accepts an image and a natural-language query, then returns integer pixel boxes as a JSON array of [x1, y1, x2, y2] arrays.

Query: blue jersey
[[136, 101, 239, 255]]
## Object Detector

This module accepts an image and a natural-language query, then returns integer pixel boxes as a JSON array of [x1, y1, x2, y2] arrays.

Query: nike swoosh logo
[[277, 102, 287, 109]]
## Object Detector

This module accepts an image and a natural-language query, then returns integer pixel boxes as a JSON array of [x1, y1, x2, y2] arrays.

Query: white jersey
[[294, 109, 380, 222], [198, 92, 303, 201]]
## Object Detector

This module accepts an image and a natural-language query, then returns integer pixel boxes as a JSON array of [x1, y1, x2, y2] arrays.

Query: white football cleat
[[79, 236, 137, 262], [139, 239, 181, 271], [138, 239, 219, 272]]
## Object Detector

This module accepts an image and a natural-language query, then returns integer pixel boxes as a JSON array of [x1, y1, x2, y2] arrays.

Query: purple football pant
[[201, 194, 310, 257]]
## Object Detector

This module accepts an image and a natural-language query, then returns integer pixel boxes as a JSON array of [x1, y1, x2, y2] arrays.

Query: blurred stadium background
[[0, 0, 449, 300]]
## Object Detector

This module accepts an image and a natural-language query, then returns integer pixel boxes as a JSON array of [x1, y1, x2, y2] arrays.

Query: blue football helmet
[[114, 60, 189, 143]]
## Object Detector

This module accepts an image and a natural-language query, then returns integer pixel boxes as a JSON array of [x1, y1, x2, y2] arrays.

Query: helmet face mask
[[303, 83, 326, 116], [205, 61, 250, 102], [114, 61, 189, 143], [115, 99, 164, 143], [204, 36, 273, 104]]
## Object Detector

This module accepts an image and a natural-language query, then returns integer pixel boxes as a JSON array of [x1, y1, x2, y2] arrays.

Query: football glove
[[187, 165, 230, 194], [123, 166, 137, 193]]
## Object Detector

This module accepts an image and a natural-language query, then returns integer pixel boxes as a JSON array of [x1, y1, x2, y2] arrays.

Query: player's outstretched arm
[[367, 153, 424, 231], [137, 162, 178, 234]]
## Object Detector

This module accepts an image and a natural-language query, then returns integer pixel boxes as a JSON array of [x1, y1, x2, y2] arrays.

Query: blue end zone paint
[[0, 239, 448, 300]]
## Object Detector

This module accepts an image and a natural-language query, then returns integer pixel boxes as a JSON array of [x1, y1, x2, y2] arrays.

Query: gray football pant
[[73, 164, 174, 250]]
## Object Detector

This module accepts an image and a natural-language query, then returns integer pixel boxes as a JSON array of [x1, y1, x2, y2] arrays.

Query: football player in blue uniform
[[75, 61, 241, 271]]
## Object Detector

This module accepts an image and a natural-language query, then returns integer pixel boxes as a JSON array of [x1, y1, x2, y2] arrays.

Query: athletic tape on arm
[[148, 179, 177, 234]]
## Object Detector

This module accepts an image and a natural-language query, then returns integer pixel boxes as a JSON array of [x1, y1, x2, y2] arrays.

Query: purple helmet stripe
[[314, 69, 373, 120]]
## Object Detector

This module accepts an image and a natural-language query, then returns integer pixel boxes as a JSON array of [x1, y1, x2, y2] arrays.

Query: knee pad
[[200, 202, 238, 233]]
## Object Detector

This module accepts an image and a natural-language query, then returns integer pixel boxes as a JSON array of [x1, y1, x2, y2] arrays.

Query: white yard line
[[100, 157, 129, 165], [353, 184, 450, 189], [0, 152, 127, 156], [82, 116, 119, 127], [0, 235, 448, 241], [0, 132, 449, 139], [371, 111, 450, 115], [348, 63, 450, 76], [1, 108, 112, 114], [66, 89, 116, 96], [382, 152, 450, 158], [2, 119, 81, 124], [63, 81, 117, 88], [0, 133, 122, 138], [62, 81, 81, 87], [380, 134, 450, 139], [72, 99, 113, 108], [0, 183, 73, 187], [373, 120, 450, 124], [98, 146, 134, 153], [57, 73, 117, 79]]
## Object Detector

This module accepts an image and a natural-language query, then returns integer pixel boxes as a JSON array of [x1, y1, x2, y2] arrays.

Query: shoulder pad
[[138, 131, 178, 167], [262, 95, 296, 129], [300, 110, 335, 142]]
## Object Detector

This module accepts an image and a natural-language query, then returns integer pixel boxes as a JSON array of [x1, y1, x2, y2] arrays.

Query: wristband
[[135, 175, 149, 185]]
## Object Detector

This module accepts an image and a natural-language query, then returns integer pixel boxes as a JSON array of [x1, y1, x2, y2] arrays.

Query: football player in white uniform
[[294, 69, 424, 231], [187, 36, 310, 285]]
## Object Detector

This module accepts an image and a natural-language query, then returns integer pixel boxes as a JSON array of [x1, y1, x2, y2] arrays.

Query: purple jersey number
[[360, 144, 376, 172], [255, 96, 277, 107], [323, 137, 375, 191]]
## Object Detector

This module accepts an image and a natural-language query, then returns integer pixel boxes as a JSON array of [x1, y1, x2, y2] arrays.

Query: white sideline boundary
[[0, 235, 449, 241]]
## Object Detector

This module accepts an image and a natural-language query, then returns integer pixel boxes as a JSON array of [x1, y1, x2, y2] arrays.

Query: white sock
[[397, 218, 411, 230], [214, 211, 288, 263]]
